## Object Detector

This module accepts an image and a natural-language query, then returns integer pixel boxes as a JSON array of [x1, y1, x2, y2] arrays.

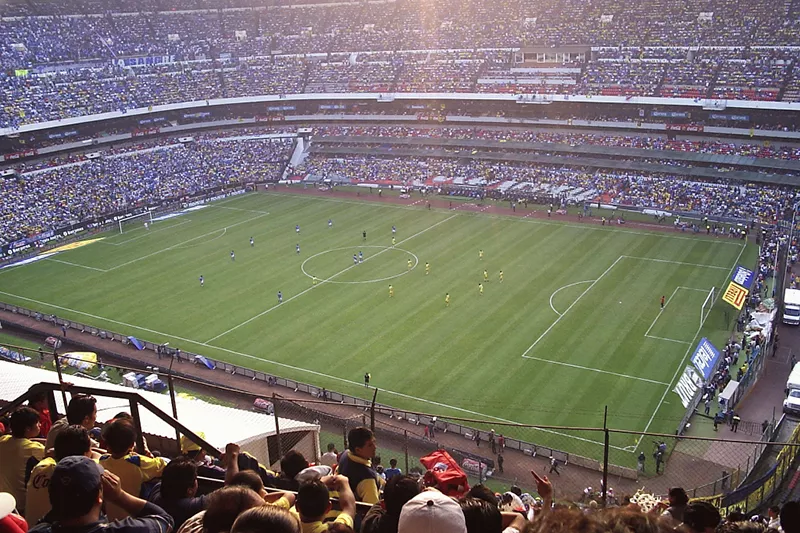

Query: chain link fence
[[268, 395, 800, 508]]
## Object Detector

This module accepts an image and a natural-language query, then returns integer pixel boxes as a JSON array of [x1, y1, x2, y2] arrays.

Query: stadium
[[0, 0, 799, 530]]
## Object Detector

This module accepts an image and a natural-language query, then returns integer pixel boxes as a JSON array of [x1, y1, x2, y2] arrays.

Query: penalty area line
[[0, 288, 618, 450]]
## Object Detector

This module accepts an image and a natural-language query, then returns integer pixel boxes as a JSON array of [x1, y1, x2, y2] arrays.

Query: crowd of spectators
[[2, 398, 800, 533], [312, 125, 800, 162], [297, 152, 795, 222], [0, 136, 292, 246], [7, 3, 800, 129]]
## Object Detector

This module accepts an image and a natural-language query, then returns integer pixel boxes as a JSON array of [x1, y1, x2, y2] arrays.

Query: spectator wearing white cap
[[398, 489, 466, 533]]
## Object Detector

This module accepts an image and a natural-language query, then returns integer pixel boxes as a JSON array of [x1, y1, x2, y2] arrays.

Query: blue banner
[[691, 337, 720, 380], [731, 265, 755, 290]]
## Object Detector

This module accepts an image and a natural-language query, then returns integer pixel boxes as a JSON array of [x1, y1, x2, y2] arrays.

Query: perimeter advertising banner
[[691, 337, 720, 380], [674, 365, 705, 408]]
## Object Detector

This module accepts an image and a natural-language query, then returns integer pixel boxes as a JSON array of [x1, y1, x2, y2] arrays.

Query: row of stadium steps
[[703, 61, 725, 100], [778, 59, 797, 102]]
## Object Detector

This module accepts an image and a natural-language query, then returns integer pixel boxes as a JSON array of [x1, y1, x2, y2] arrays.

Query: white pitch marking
[[520, 355, 670, 385], [548, 280, 595, 316], [105, 213, 268, 271], [300, 246, 419, 285], [45, 258, 109, 272], [644, 335, 692, 345], [521, 256, 623, 358], [644, 286, 680, 338], [270, 193, 744, 246], [622, 255, 729, 270], [204, 214, 457, 343], [106, 219, 193, 246], [0, 289, 619, 450], [633, 242, 748, 452]]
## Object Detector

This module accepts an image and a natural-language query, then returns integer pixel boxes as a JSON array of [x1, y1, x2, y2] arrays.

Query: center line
[[204, 214, 458, 343]]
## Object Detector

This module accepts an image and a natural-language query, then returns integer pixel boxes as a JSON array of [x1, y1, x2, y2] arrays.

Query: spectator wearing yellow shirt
[[26, 425, 93, 527], [99, 419, 167, 521], [0, 407, 45, 516], [294, 476, 356, 533]]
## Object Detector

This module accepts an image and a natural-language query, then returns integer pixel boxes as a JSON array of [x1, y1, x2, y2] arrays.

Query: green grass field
[[0, 192, 754, 466]]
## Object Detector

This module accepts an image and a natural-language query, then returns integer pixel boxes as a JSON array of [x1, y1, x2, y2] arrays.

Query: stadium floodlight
[[701, 287, 716, 328], [118, 211, 154, 234]]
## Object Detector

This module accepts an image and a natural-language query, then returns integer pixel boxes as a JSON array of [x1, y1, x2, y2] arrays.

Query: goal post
[[118, 211, 154, 234], [700, 287, 716, 328]]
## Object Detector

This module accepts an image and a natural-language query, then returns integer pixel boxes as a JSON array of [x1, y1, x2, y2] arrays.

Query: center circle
[[301, 245, 419, 284]]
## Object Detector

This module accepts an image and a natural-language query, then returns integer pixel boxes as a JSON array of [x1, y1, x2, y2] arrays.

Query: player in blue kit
[[296, 225, 300, 234], [353, 254, 358, 265], [250, 237, 254, 247], [230, 250, 235, 261], [359, 251, 364, 262], [199, 275, 204, 287], [296, 244, 300, 254], [278, 291, 283, 303]]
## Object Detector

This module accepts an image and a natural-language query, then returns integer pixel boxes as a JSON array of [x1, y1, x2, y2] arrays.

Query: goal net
[[700, 287, 716, 328], [118, 211, 154, 234]]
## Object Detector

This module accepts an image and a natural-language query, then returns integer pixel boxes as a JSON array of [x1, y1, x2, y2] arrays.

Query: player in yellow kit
[[425, 262, 430, 275], [479, 283, 484, 295], [389, 285, 394, 297], [392, 237, 396, 246], [479, 249, 484, 260], [445, 293, 450, 306], [407, 259, 413, 270], [483, 269, 489, 282], [313, 276, 318, 285], [499, 270, 504, 283]]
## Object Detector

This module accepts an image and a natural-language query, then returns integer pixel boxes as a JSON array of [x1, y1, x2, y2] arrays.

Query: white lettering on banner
[[733, 268, 752, 287], [674, 365, 704, 408], [690, 338, 720, 380]]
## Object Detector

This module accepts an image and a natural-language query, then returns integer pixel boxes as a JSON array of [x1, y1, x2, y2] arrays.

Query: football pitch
[[0, 192, 754, 464]]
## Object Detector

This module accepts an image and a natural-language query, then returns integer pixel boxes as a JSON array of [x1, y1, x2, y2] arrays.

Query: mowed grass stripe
[[0, 193, 753, 460]]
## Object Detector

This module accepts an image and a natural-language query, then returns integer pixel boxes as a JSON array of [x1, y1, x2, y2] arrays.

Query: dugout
[[0, 361, 320, 468]]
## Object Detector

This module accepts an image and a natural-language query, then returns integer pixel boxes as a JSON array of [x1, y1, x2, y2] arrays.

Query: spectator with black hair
[[0, 407, 45, 516], [781, 501, 800, 533], [460, 497, 502, 533], [320, 444, 338, 469], [295, 475, 356, 532], [28, 456, 173, 533], [99, 419, 167, 521], [200, 486, 264, 533], [227, 471, 295, 509], [384, 460, 401, 482], [680, 501, 722, 533], [277, 451, 310, 491], [362, 475, 421, 533], [26, 425, 93, 526], [27, 392, 52, 439], [45, 395, 97, 452], [229, 505, 300, 533], [337, 427, 381, 504], [147, 458, 206, 530], [767, 505, 781, 530], [659, 487, 689, 527], [466, 484, 498, 507]]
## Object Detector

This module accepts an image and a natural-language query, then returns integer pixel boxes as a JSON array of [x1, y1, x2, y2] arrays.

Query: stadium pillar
[[370, 388, 378, 434], [602, 406, 609, 507], [52, 350, 68, 407], [272, 393, 284, 460], [168, 354, 181, 446], [129, 399, 146, 455]]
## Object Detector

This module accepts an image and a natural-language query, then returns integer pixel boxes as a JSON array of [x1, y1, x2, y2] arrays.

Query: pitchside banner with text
[[691, 337, 720, 380], [674, 365, 705, 408], [731, 265, 755, 290]]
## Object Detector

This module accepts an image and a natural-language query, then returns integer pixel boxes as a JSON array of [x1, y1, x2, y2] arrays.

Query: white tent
[[0, 361, 319, 467]]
